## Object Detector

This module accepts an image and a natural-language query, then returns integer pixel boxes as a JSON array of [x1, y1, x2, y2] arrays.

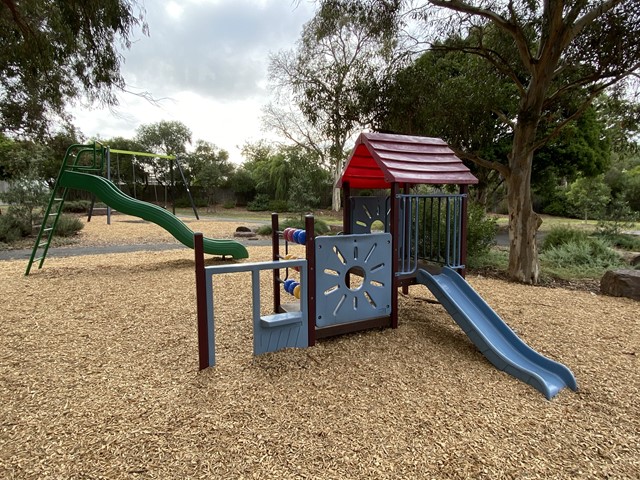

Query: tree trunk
[[331, 155, 344, 212], [332, 185, 341, 212], [507, 122, 542, 284]]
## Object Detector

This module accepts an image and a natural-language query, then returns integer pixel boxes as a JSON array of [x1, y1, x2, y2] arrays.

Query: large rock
[[600, 269, 640, 301]]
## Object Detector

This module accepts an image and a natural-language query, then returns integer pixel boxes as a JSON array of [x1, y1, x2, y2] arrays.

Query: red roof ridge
[[337, 132, 479, 189]]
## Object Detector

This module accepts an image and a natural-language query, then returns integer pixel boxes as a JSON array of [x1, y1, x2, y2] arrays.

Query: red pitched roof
[[337, 132, 479, 189]]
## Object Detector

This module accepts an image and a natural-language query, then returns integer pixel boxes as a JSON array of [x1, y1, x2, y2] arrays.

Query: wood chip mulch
[[1, 216, 638, 479]]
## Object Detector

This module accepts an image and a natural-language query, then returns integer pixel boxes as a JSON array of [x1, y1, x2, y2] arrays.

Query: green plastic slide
[[60, 170, 249, 259]]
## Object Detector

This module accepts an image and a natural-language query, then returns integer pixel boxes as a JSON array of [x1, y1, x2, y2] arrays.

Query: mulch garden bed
[[1, 216, 638, 478]]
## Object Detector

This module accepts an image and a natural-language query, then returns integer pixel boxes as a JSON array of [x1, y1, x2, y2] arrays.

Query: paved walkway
[[0, 238, 272, 261]]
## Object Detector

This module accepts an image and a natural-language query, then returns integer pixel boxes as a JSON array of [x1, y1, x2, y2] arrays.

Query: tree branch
[[451, 146, 511, 179], [427, 0, 534, 74]]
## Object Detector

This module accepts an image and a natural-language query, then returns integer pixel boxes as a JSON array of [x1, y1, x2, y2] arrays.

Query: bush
[[246, 194, 271, 212], [257, 217, 330, 237], [541, 226, 590, 251], [268, 199, 290, 212], [597, 233, 640, 251], [0, 213, 31, 243], [222, 200, 236, 209], [466, 202, 498, 259], [173, 197, 208, 208], [541, 237, 623, 270], [54, 214, 84, 237], [63, 200, 92, 213]]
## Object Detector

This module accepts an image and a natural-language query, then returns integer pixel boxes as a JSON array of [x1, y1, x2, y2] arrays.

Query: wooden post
[[271, 213, 281, 313], [306, 214, 317, 346], [343, 181, 351, 234], [460, 184, 469, 278], [390, 183, 400, 329], [194, 232, 210, 370]]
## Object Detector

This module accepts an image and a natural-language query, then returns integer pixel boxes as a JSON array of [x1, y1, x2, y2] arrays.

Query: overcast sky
[[70, 0, 315, 163]]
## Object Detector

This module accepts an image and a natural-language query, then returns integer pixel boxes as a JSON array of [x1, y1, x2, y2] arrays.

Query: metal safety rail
[[397, 193, 466, 275]]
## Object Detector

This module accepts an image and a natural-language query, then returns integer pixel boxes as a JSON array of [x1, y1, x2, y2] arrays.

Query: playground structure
[[195, 132, 577, 400], [26, 142, 248, 275]]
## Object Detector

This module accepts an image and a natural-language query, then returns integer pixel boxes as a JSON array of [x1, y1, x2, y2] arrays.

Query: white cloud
[[69, 0, 314, 163]]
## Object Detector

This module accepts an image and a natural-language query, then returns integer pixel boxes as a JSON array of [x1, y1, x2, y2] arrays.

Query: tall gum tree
[[427, 0, 640, 283], [266, 3, 400, 211], [319, 0, 640, 283]]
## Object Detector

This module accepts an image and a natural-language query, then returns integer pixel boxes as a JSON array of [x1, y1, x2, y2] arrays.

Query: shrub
[[173, 197, 208, 208], [54, 214, 84, 237], [257, 217, 330, 237], [0, 213, 31, 243], [246, 194, 271, 212], [281, 217, 329, 235], [541, 226, 590, 251], [222, 200, 236, 209], [255, 224, 272, 236], [63, 200, 92, 213], [602, 233, 640, 251], [541, 237, 623, 270], [466, 202, 498, 259], [268, 199, 290, 212]]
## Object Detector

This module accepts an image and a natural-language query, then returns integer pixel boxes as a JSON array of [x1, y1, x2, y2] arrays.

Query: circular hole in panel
[[370, 220, 385, 232], [345, 266, 366, 291]]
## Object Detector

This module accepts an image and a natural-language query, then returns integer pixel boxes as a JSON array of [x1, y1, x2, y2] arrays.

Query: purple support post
[[343, 181, 351, 234], [460, 184, 469, 278], [390, 183, 400, 329], [271, 213, 281, 313], [194, 232, 210, 370], [305, 214, 316, 346]]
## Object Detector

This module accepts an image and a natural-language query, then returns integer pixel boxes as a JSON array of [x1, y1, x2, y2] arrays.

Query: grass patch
[[467, 248, 508, 271]]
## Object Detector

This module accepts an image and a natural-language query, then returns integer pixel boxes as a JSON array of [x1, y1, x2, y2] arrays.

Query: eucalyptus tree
[[0, 0, 147, 138], [317, 0, 640, 283], [266, 2, 400, 210], [135, 120, 192, 184]]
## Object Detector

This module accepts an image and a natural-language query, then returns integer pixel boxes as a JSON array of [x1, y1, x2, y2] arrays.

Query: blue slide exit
[[416, 267, 577, 399]]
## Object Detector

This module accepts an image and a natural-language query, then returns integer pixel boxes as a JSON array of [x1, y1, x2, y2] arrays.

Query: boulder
[[235, 226, 252, 233], [600, 269, 640, 301]]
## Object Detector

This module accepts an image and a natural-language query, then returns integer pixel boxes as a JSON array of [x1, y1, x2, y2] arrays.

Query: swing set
[[88, 148, 200, 224]]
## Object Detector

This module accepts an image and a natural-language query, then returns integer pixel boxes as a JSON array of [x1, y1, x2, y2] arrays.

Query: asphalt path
[[0, 238, 273, 261]]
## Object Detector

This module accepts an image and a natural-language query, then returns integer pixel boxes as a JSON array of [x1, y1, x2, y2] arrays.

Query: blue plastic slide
[[416, 267, 577, 399]]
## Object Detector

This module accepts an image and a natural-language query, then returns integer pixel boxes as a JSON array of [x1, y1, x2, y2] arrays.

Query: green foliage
[[54, 215, 84, 237], [0, 0, 147, 137], [246, 194, 271, 212], [268, 200, 290, 212], [255, 224, 272, 236], [188, 140, 233, 206], [242, 142, 332, 211], [281, 217, 330, 236], [222, 200, 236, 209], [466, 203, 499, 259], [0, 213, 31, 243], [597, 233, 640, 252], [539, 225, 624, 273], [135, 121, 192, 184], [541, 237, 623, 271], [255, 217, 330, 237], [62, 200, 92, 213], [566, 175, 611, 221], [541, 227, 591, 252], [0, 173, 49, 226]]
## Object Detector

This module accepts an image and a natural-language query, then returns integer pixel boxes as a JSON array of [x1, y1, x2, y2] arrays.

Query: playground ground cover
[[1, 215, 638, 479]]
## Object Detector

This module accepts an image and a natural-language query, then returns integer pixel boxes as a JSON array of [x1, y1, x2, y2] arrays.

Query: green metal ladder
[[25, 143, 105, 275]]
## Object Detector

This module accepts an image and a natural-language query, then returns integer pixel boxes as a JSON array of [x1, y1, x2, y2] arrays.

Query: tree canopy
[[0, 0, 147, 138], [313, 0, 640, 283]]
